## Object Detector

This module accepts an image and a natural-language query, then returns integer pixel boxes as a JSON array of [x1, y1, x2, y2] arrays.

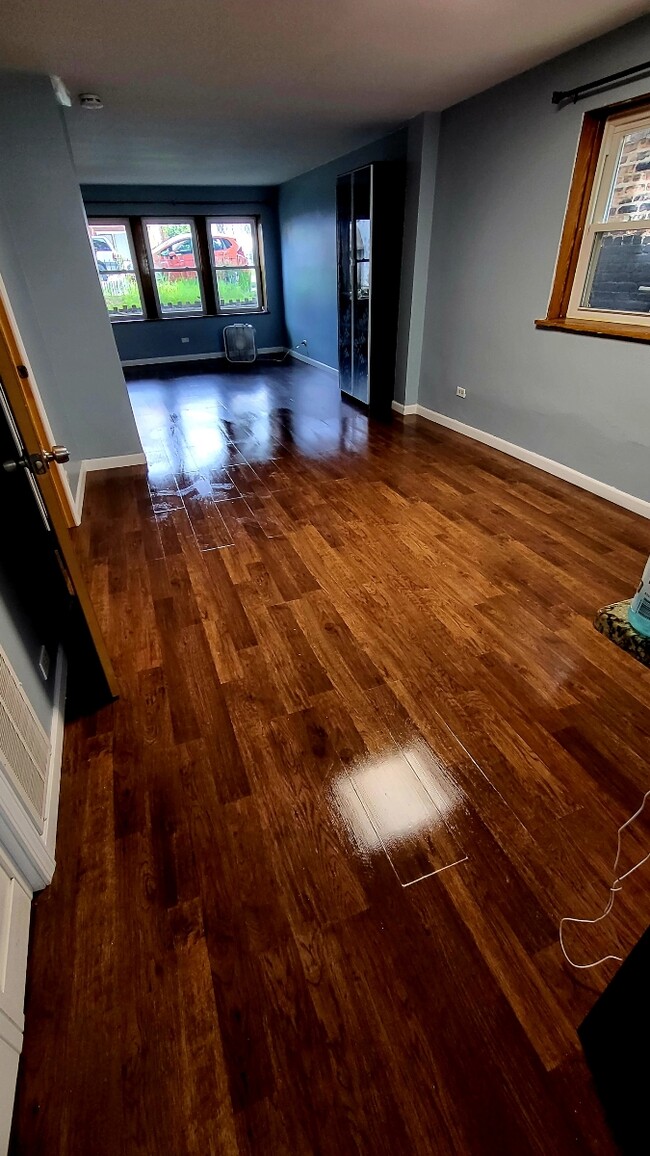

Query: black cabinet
[[336, 163, 404, 418]]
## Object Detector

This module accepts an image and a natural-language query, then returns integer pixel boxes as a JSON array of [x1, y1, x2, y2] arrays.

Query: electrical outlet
[[181, 337, 190, 344], [38, 645, 50, 681], [456, 387, 466, 398]]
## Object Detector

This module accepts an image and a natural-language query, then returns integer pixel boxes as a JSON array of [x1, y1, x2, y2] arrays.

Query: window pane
[[146, 222, 198, 269], [154, 270, 203, 315], [582, 230, 650, 312], [357, 260, 370, 299], [210, 221, 254, 267], [355, 219, 371, 261], [606, 126, 650, 221], [216, 268, 259, 309], [145, 222, 203, 315], [88, 222, 143, 318]]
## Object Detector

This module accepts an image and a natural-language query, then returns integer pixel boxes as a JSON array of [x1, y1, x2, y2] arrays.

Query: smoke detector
[[79, 93, 103, 110]]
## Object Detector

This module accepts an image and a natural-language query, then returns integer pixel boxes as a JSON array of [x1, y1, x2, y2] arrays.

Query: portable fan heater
[[223, 323, 257, 364]]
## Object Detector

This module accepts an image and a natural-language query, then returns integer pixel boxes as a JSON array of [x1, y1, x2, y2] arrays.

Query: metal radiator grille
[[0, 644, 50, 831]]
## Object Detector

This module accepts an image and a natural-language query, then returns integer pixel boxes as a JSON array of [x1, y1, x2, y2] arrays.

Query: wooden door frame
[[0, 279, 78, 528], [0, 289, 118, 698]]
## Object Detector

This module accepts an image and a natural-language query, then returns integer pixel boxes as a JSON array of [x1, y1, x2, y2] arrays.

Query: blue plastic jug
[[628, 555, 650, 638]]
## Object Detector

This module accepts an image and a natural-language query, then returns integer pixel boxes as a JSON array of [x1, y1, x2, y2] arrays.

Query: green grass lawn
[[102, 270, 257, 315]]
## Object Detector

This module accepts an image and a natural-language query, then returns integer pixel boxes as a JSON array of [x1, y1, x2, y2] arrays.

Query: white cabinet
[[0, 846, 31, 1153], [0, 848, 32, 1035], [0, 1025, 21, 1156], [0, 645, 65, 1153]]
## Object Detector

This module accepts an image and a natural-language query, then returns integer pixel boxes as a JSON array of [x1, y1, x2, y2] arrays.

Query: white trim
[[567, 108, 650, 328], [0, 273, 78, 525], [288, 349, 339, 377], [0, 1007, 22, 1054], [0, 646, 66, 892], [414, 406, 650, 520], [391, 400, 418, 415], [122, 347, 337, 376], [75, 452, 147, 523], [120, 346, 284, 368], [42, 647, 67, 862], [0, 767, 55, 895]]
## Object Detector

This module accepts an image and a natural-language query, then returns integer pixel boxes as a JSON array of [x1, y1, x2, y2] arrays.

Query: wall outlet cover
[[181, 337, 190, 344], [456, 387, 466, 398]]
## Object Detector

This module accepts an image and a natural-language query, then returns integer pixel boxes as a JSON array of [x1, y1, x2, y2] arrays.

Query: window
[[209, 218, 264, 312], [87, 221, 143, 319], [143, 220, 205, 316], [538, 99, 650, 341], [86, 214, 266, 322]]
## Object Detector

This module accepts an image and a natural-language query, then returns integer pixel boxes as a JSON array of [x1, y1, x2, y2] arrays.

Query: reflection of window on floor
[[86, 214, 266, 322]]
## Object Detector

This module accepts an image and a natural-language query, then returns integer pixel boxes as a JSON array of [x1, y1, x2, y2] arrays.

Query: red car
[[151, 233, 247, 268]]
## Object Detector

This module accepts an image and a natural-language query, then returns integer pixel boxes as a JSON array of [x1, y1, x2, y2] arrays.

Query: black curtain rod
[[552, 58, 650, 106], [83, 199, 267, 206]]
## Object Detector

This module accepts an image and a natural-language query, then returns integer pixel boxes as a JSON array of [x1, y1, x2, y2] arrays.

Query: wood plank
[[12, 360, 650, 1156]]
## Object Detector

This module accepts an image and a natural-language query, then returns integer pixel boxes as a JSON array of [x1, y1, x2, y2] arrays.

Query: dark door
[[336, 173, 353, 397], [351, 166, 371, 405], [0, 381, 111, 716]]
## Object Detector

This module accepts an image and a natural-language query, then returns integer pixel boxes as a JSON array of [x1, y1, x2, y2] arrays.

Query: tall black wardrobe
[[336, 162, 405, 418]]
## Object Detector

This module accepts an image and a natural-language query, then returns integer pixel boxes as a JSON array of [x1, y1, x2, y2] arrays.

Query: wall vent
[[0, 644, 50, 832]]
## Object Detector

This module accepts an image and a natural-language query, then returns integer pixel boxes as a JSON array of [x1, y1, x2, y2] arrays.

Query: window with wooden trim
[[537, 100, 650, 342], [86, 215, 266, 322]]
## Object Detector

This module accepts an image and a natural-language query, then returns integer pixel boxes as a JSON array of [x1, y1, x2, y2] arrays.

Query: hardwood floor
[[12, 359, 650, 1154]]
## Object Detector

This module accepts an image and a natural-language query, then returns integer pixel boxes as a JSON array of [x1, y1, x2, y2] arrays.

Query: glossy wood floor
[[12, 361, 650, 1154]]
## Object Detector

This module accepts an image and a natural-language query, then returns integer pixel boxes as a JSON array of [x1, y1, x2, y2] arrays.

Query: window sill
[[535, 316, 650, 343], [110, 308, 269, 325]]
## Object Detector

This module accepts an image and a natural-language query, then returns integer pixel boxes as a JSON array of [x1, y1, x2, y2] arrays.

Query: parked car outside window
[[152, 233, 247, 268]]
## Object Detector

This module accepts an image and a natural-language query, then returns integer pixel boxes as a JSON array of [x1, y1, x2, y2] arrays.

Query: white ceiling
[[1, 0, 648, 186]]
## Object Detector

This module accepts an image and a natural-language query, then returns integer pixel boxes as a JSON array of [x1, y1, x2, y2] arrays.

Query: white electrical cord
[[559, 789, 650, 970]]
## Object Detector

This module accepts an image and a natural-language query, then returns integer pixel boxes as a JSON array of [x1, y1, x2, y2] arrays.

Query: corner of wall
[[394, 111, 441, 410]]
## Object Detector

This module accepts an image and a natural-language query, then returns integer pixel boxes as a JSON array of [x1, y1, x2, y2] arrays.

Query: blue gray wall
[[0, 72, 142, 497], [82, 185, 287, 362], [394, 114, 440, 407], [421, 16, 650, 503], [279, 128, 408, 370]]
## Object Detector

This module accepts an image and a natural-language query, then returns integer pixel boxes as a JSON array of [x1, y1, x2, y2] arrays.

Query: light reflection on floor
[[128, 366, 372, 485], [127, 364, 471, 887], [332, 744, 469, 887]]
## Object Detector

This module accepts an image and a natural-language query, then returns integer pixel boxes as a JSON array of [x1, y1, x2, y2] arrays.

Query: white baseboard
[[414, 404, 650, 521], [74, 452, 147, 523], [288, 349, 339, 377], [121, 347, 284, 368], [392, 400, 418, 415]]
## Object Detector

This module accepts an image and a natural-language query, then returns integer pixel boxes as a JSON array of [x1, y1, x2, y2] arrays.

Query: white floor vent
[[0, 645, 50, 833]]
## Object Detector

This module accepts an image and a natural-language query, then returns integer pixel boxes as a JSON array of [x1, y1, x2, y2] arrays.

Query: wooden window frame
[[536, 94, 650, 344], [87, 215, 268, 323]]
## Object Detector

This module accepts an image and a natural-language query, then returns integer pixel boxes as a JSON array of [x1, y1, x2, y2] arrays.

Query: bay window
[[86, 214, 266, 322]]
